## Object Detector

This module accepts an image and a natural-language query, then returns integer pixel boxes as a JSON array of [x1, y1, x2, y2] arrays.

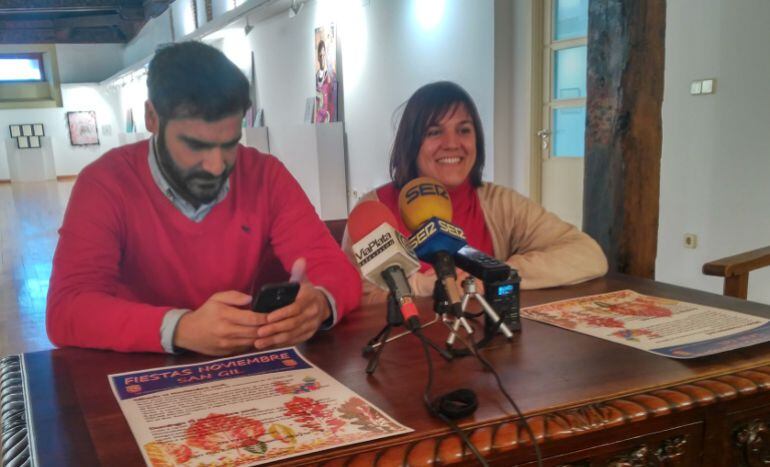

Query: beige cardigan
[[342, 182, 608, 304]]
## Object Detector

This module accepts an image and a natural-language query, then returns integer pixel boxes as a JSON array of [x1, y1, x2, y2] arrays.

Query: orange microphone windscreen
[[347, 200, 399, 243], [398, 177, 453, 231]]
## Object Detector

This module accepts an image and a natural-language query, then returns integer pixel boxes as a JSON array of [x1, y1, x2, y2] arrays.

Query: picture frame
[[17, 136, 29, 149], [29, 136, 41, 148], [66, 111, 99, 146], [33, 124, 45, 136], [9, 125, 21, 137], [21, 124, 33, 136]]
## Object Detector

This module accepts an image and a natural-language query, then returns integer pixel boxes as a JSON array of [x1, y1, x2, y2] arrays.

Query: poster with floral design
[[522, 289, 770, 358], [109, 348, 411, 466]]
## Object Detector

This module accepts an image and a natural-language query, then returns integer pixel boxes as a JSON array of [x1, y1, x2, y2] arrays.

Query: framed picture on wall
[[314, 23, 338, 123], [17, 136, 29, 149], [33, 124, 45, 136], [29, 136, 41, 148], [9, 125, 21, 137], [66, 111, 99, 146], [21, 124, 33, 136]]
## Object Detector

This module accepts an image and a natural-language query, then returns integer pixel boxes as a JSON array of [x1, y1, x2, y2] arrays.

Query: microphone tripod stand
[[440, 277, 515, 356], [432, 279, 475, 350], [459, 277, 514, 346], [362, 293, 451, 375]]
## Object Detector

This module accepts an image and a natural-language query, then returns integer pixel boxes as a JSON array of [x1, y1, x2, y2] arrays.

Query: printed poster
[[109, 348, 411, 466], [522, 289, 770, 358], [314, 24, 338, 123], [66, 110, 100, 146]]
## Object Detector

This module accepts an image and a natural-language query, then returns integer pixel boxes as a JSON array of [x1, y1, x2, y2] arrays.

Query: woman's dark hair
[[389, 81, 485, 188], [147, 41, 251, 121]]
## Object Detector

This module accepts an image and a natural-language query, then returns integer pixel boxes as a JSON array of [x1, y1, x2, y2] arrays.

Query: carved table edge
[[312, 364, 770, 466], [0, 354, 33, 467]]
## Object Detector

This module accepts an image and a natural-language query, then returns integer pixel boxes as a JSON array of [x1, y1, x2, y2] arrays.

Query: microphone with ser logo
[[398, 177, 518, 342], [398, 177, 473, 335]]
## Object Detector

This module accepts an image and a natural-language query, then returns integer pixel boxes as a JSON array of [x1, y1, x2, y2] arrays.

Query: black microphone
[[454, 245, 511, 283]]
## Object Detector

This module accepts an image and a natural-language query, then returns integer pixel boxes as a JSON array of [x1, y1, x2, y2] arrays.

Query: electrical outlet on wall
[[684, 233, 698, 249], [690, 79, 716, 96], [690, 81, 702, 95]]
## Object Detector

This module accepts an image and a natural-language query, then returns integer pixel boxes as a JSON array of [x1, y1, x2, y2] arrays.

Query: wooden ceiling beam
[[0, 0, 143, 12], [0, 0, 170, 43]]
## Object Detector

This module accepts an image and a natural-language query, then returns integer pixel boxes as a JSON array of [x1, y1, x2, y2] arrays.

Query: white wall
[[55, 44, 125, 83], [494, 0, 534, 197], [118, 78, 150, 134], [123, 9, 173, 67], [0, 84, 122, 178], [171, 0, 198, 39], [249, 0, 494, 207], [657, 0, 770, 303]]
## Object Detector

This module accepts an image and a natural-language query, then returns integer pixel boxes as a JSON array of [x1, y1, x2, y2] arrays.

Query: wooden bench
[[703, 246, 770, 299]]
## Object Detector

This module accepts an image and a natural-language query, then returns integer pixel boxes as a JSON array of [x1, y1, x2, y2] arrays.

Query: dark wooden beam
[[0, 0, 170, 43], [583, 0, 666, 279], [143, 0, 170, 18], [0, 26, 128, 43], [0, 0, 140, 13]]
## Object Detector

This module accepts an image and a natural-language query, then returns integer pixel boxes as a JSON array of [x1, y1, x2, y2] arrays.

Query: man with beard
[[46, 42, 361, 355]]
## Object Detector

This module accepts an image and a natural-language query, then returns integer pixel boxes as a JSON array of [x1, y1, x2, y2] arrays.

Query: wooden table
[[4, 274, 770, 466]]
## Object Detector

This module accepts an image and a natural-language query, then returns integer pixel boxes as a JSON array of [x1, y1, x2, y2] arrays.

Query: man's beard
[[156, 124, 234, 208]]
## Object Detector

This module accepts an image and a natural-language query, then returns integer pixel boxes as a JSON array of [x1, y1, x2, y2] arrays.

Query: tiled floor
[[0, 179, 74, 356]]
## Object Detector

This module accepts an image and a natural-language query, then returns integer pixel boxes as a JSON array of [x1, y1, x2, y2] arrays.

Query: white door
[[538, 0, 588, 228]]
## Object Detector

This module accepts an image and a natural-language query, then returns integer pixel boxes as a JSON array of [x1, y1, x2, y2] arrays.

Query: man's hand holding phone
[[173, 258, 330, 355], [251, 258, 331, 350], [173, 290, 262, 356], [252, 282, 331, 350]]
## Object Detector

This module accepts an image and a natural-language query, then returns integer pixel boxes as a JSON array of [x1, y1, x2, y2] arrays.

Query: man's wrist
[[314, 286, 337, 329], [161, 308, 191, 354]]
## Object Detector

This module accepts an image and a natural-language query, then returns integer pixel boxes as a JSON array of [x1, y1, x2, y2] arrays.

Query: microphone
[[397, 178, 512, 281], [348, 200, 420, 327], [454, 245, 511, 283], [398, 178, 468, 326]]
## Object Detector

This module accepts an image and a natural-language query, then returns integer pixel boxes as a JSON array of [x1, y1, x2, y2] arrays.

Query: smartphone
[[251, 282, 300, 313]]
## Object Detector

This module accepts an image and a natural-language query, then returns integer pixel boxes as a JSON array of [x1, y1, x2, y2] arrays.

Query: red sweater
[[46, 140, 361, 353]]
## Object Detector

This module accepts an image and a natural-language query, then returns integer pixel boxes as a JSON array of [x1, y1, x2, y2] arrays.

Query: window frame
[[542, 0, 588, 159], [0, 53, 47, 83]]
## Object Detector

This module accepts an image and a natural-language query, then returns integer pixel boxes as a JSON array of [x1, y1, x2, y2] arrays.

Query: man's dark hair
[[147, 41, 251, 121], [389, 81, 485, 188]]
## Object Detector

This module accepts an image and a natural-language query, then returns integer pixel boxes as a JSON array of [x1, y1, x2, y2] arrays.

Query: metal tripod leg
[[460, 277, 514, 339], [365, 324, 392, 374]]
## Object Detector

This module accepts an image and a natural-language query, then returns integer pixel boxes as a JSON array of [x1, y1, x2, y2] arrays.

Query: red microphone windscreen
[[347, 200, 399, 243]]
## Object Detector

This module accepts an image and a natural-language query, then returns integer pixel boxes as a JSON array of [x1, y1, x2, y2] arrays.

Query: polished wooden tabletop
[[17, 274, 770, 466]]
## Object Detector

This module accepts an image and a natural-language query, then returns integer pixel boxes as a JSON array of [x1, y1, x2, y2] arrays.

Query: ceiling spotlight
[[288, 0, 304, 18]]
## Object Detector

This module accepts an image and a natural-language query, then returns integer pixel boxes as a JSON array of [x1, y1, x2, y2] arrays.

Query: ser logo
[[396, 232, 418, 261], [437, 219, 465, 239], [403, 183, 449, 204], [410, 222, 437, 247]]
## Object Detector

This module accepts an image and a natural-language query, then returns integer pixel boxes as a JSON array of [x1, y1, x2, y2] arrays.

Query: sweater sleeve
[[480, 184, 608, 289], [265, 159, 361, 321], [341, 190, 437, 305], [46, 171, 171, 353]]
